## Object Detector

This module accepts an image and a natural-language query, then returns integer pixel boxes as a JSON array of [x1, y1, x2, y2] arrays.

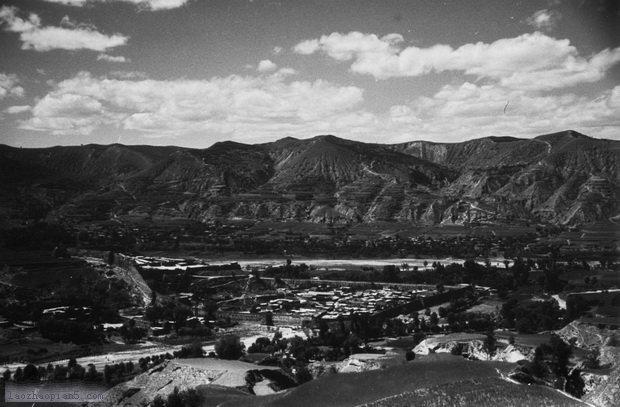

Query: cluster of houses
[[248, 285, 435, 324]]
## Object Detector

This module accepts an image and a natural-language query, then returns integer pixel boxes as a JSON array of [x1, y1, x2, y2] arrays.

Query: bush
[[23, 364, 39, 381], [152, 387, 202, 407], [294, 365, 313, 384], [174, 341, 204, 358], [450, 344, 463, 356], [248, 337, 274, 354], [215, 335, 244, 360]]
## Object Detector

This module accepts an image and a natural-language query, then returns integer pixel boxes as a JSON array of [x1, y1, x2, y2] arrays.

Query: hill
[[0, 130, 618, 228], [225, 354, 585, 407]]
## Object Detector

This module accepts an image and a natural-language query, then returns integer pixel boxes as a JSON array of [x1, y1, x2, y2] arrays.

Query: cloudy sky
[[0, 0, 618, 148]]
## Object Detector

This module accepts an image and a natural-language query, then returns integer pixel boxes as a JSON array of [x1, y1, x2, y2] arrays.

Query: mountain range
[[1, 130, 619, 228]]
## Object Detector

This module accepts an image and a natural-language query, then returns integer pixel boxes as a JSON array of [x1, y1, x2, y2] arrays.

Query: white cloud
[[4, 105, 31, 114], [293, 39, 320, 55], [0, 6, 128, 52], [272, 46, 283, 55], [22, 69, 619, 142], [41, 0, 192, 11], [257, 59, 277, 73], [21, 71, 366, 137], [97, 53, 129, 63], [274, 68, 298, 77], [0, 73, 24, 99], [293, 31, 620, 90], [383, 83, 620, 142], [526, 9, 561, 31], [108, 71, 148, 80]]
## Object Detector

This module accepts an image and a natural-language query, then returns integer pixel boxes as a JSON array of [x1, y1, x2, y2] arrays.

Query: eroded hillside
[[1, 130, 618, 227]]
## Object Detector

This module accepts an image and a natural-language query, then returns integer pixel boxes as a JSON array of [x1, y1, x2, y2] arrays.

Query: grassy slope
[[222, 354, 585, 407]]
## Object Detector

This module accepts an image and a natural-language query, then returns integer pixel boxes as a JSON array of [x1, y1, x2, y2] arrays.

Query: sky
[[0, 0, 619, 148]]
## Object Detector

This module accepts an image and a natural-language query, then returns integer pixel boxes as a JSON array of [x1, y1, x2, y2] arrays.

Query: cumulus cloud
[[0, 73, 24, 99], [4, 105, 31, 114], [526, 9, 561, 31], [20, 71, 366, 137], [41, 0, 192, 11], [293, 31, 620, 90], [383, 83, 620, 142], [257, 59, 277, 73], [97, 53, 129, 63], [293, 38, 320, 55], [108, 70, 148, 80], [21, 69, 619, 142], [0, 6, 128, 51]]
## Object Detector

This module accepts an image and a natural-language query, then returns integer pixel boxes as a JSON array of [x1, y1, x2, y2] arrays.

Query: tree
[[23, 364, 39, 381], [85, 364, 98, 381], [3, 368, 10, 381], [13, 367, 23, 382], [419, 319, 428, 332], [483, 330, 497, 357], [343, 333, 361, 356], [37, 366, 47, 380], [215, 335, 244, 360], [531, 347, 547, 377], [450, 343, 463, 356], [413, 331, 426, 346], [545, 334, 571, 378], [166, 387, 183, 407], [429, 312, 439, 327], [53, 365, 68, 381], [103, 365, 113, 384], [68, 363, 85, 380], [406, 350, 416, 361], [248, 337, 273, 354], [152, 395, 166, 407], [120, 321, 146, 344], [565, 369, 585, 398], [177, 341, 205, 358], [294, 365, 313, 384]]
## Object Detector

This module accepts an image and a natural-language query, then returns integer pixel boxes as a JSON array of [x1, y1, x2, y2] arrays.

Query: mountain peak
[[310, 134, 341, 143], [535, 130, 590, 143]]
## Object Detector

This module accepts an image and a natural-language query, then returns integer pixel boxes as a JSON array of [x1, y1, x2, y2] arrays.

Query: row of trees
[[3, 358, 96, 383], [38, 317, 103, 344], [2, 352, 176, 386], [152, 387, 202, 407], [500, 298, 565, 333]]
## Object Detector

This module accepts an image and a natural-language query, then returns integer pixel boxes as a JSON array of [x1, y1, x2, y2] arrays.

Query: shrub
[[215, 335, 244, 360]]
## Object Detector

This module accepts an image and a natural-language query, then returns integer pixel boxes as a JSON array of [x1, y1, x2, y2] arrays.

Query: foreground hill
[[1, 130, 618, 227], [224, 354, 586, 407], [96, 354, 587, 407]]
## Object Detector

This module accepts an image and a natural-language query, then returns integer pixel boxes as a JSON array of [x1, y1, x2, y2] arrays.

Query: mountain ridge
[[1, 130, 618, 227]]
